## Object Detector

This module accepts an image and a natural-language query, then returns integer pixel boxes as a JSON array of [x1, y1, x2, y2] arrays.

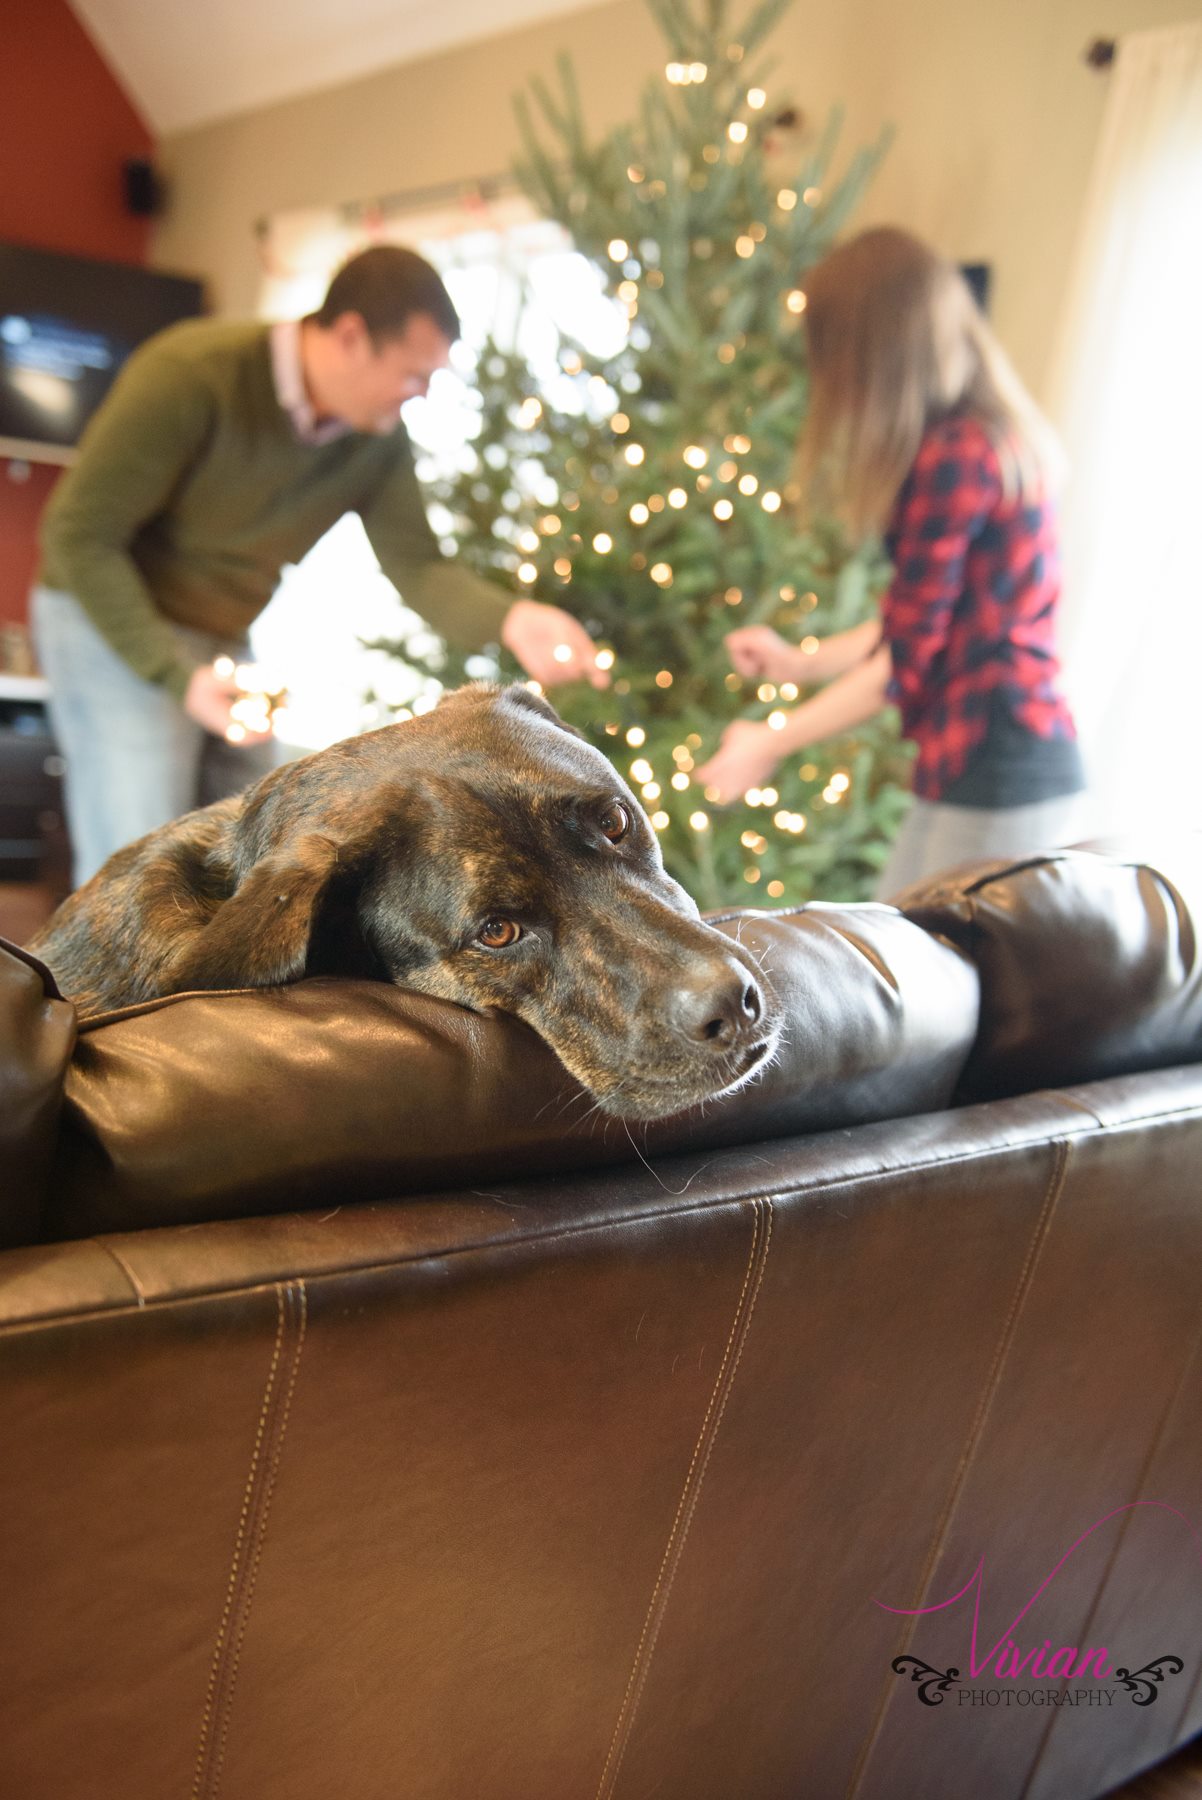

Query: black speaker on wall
[[122, 158, 166, 218]]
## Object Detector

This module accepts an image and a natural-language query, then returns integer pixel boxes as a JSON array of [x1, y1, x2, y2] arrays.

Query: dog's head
[[39, 685, 782, 1121]]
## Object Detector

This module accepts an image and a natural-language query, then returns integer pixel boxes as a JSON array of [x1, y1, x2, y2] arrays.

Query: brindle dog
[[30, 683, 780, 1121]]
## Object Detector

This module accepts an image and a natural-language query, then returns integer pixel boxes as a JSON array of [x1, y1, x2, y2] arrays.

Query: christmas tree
[[378, 0, 912, 908]]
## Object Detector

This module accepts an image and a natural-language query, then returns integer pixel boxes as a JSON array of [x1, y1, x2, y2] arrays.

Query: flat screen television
[[0, 243, 204, 460]]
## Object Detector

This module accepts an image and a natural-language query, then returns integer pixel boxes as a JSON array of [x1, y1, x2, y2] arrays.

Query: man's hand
[[695, 720, 784, 806], [725, 625, 806, 686], [501, 599, 610, 690], [184, 661, 277, 745]]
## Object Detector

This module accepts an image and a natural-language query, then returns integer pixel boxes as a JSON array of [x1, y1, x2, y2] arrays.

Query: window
[[252, 196, 625, 748]]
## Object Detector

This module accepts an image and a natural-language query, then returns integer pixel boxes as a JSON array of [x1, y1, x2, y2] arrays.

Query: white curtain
[[1049, 24, 1202, 835]]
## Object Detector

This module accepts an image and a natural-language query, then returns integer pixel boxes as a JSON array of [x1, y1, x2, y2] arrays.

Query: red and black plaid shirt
[[882, 415, 1077, 800]]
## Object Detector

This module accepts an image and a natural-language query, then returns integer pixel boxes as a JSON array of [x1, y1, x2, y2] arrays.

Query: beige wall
[[153, 0, 1201, 406]]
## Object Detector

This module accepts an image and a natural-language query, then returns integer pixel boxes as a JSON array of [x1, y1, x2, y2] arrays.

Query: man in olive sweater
[[34, 245, 603, 885]]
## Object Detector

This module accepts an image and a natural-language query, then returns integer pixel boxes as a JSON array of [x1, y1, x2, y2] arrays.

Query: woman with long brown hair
[[697, 227, 1086, 895]]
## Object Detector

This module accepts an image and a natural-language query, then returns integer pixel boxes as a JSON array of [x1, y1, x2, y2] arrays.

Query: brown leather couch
[[2, 840, 1201, 1800]]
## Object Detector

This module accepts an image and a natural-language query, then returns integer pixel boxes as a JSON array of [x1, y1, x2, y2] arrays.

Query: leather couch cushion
[[893, 838, 1202, 1102], [49, 904, 977, 1238], [0, 941, 77, 1249]]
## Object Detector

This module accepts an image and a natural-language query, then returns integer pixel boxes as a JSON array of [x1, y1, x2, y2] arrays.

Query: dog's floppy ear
[[497, 682, 588, 742], [165, 832, 352, 993]]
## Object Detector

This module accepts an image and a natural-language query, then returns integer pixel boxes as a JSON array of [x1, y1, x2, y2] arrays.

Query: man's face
[[336, 311, 454, 432]]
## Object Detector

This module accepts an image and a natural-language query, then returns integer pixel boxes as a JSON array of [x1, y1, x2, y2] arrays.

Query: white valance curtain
[[1049, 23, 1202, 835]]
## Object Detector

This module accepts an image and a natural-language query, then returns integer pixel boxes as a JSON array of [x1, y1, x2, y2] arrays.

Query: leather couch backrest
[[0, 942, 75, 1249], [47, 904, 976, 1239], [894, 839, 1202, 1102]]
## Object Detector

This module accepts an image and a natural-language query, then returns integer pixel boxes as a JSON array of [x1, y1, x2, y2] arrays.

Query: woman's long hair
[[794, 227, 1064, 538]]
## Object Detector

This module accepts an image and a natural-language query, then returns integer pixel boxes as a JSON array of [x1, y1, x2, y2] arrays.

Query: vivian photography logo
[[875, 1501, 1200, 1712]]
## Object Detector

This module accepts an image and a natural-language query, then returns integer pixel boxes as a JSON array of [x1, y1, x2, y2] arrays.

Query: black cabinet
[[0, 679, 68, 887]]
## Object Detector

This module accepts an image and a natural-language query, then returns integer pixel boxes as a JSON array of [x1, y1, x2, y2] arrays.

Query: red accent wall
[[0, 0, 154, 630]]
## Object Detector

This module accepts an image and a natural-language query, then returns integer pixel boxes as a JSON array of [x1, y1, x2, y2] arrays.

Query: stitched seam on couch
[[594, 1196, 774, 1800], [846, 1138, 1071, 1798], [192, 1280, 307, 1800]]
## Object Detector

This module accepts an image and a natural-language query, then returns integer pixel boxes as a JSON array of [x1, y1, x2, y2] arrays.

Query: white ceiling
[[70, 0, 597, 136]]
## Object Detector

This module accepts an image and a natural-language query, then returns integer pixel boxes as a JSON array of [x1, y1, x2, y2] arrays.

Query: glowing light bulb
[[690, 811, 710, 831], [650, 562, 673, 585], [777, 188, 798, 210], [655, 670, 673, 688], [728, 121, 749, 144], [761, 490, 782, 513], [735, 236, 755, 258], [668, 487, 687, 508], [683, 445, 707, 469], [786, 289, 807, 314], [629, 502, 649, 525], [624, 443, 645, 466], [631, 757, 653, 783], [651, 811, 670, 830], [595, 648, 615, 670], [767, 711, 787, 731], [671, 772, 690, 791], [738, 474, 758, 495], [611, 412, 630, 433], [626, 726, 646, 746], [517, 561, 537, 583], [747, 87, 766, 108], [608, 238, 629, 260], [593, 533, 613, 553], [713, 498, 734, 520]]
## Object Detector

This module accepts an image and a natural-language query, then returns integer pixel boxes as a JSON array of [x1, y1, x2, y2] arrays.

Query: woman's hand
[[724, 626, 804, 686], [695, 720, 784, 806]]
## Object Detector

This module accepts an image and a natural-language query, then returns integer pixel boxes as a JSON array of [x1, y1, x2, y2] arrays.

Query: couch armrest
[[0, 940, 77, 1248]]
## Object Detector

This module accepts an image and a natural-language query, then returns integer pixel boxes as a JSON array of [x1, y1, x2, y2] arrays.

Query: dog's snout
[[669, 960, 765, 1052]]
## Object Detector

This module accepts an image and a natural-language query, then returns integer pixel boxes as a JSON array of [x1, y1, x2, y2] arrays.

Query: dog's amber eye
[[599, 802, 631, 843], [478, 918, 522, 949]]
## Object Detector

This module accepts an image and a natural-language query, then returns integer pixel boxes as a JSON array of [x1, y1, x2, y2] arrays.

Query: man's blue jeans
[[31, 586, 278, 887]]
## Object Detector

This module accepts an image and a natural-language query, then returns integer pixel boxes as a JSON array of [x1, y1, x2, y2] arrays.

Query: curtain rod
[[254, 170, 521, 242]]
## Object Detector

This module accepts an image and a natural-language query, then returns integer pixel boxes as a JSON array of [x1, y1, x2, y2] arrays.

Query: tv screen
[[0, 243, 204, 454]]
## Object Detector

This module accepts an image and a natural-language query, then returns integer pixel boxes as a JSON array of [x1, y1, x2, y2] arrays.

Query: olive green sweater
[[40, 318, 511, 699]]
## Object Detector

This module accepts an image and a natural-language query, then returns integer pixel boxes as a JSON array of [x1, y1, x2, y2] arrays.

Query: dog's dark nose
[[668, 960, 764, 1051]]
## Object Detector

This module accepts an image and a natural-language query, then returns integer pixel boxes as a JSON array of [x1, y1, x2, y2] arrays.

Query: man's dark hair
[[312, 245, 459, 344]]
